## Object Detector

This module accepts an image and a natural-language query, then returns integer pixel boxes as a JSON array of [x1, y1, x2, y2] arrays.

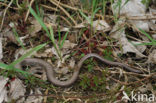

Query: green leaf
[[58, 26, 61, 47], [60, 31, 68, 48], [0, 62, 29, 75], [139, 28, 156, 43], [92, 7, 100, 18], [135, 28, 156, 46], [29, 6, 62, 60], [49, 26, 62, 60], [79, 10, 91, 24], [29, 6, 50, 38], [0, 62, 9, 70], [12, 27, 25, 49], [135, 42, 156, 46], [9, 43, 46, 67]]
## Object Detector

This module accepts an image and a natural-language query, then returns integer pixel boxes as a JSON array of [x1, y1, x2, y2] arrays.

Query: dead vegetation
[[0, 0, 156, 102]]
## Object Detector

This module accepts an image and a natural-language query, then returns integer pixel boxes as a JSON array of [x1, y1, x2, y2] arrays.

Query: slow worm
[[15, 53, 143, 87]]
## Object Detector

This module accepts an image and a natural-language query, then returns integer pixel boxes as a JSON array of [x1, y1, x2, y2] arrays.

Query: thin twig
[[128, 75, 151, 85], [40, 4, 59, 12], [127, 14, 156, 20], [110, 74, 152, 86], [49, 0, 156, 21], [0, 0, 14, 31], [16, 0, 22, 9], [49, 0, 77, 25], [43, 89, 48, 103], [51, 0, 113, 19], [18, 93, 106, 100], [53, 0, 78, 11], [108, 71, 149, 77], [60, 16, 72, 26], [0, 2, 18, 10], [24, 0, 35, 22]]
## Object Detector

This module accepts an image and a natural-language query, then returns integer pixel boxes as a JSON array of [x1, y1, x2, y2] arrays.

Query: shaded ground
[[0, 0, 156, 102]]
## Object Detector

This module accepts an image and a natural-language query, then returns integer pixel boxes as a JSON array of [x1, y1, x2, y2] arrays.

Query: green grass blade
[[49, 26, 55, 43], [139, 28, 156, 43], [35, 1, 41, 18], [29, 6, 61, 59], [9, 43, 46, 67], [49, 26, 62, 60], [102, 0, 106, 15], [0, 62, 29, 75], [60, 31, 68, 49], [0, 62, 9, 70], [12, 27, 25, 50], [79, 10, 91, 24], [92, 7, 100, 18], [29, 6, 50, 38], [58, 26, 61, 47], [122, 0, 130, 8], [92, 0, 98, 12], [135, 42, 156, 46]]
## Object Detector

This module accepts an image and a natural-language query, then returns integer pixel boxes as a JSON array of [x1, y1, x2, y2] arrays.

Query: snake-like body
[[15, 53, 143, 87]]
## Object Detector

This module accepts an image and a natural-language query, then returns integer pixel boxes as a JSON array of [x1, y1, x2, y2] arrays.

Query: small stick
[[16, 0, 22, 9], [18, 93, 106, 99], [60, 16, 72, 26], [40, 4, 59, 12], [49, 0, 77, 25], [52, 0, 113, 19], [127, 15, 156, 20], [24, 0, 35, 22], [0, 0, 14, 31], [0, 2, 18, 10], [110, 74, 152, 86], [48, 0, 156, 21]]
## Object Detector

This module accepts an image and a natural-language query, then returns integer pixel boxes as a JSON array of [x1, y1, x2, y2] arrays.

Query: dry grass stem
[[49, 0, 77, 25], [0, 0, 14, 31], [41, 4, 59, 12], [24, 0, 35, 22]]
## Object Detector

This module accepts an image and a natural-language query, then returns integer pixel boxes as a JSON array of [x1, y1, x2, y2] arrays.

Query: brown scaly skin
[[15, 53, 143, 87]]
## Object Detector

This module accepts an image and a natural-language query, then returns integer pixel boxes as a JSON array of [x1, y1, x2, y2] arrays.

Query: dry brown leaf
[[2, 26, 28, 45], [152, 34, 156, 40], [112, 0, 149, 31], [73, 23, 85, 28], [131, 41, 146, 53], [3, 28, 17, 43], [148, 49, 156, 64], [74, 20, 111, 32], [34, 48, 53, 58], [62, 40, 77, 49], [9, 78, 26, 101], [110, 20, 146, 57], [120, 36, 146, 57], [15, 48, 37, 59], [0, 76, 8, 103], [149, 7, 156, 31], [92, 20, 111, 32], [28, 19, 42, 37], [25, 88, 43, 103], [44, 14, 58, 24]]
